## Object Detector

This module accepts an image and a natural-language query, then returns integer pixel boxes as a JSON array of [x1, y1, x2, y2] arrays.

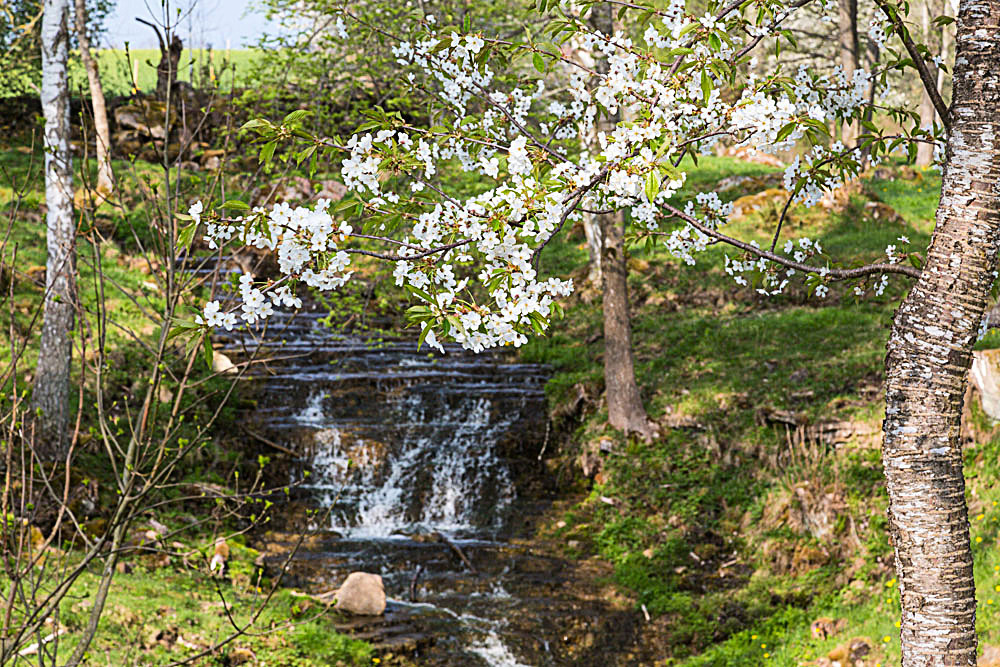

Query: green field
[[0, 48, 265, 98], [75, 48, 265, 97]]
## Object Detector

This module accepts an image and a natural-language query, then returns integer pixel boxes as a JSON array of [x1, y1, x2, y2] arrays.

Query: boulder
[[334, 572, 386, 615], [971, 349, 1000, 419], [982, 644, 1000, 667], [212, 351, 236, 375]]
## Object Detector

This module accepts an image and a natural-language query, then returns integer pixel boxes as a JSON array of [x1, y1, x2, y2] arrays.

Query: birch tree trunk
[[838, 0, 860, 147], [916, 0, 938, 166], [33, 0, 75, 458], [74, 0, 113, 199], [882, 0, 1000, 662], [590, 3, 658, 440]]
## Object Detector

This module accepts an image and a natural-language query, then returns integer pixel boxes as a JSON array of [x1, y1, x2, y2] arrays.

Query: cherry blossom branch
[[660, 203, 922, 279]]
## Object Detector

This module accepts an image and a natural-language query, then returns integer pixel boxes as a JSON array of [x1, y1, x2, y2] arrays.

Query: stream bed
[[221, 303, 647, 665]]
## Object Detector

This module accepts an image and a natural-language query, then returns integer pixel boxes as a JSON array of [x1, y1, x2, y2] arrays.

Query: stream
[[218, 300, 647, 665]]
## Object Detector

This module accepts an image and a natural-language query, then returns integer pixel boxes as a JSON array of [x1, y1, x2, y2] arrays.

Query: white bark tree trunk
[[74, 0, 113, 199], [33, 0, 76, 458], [882, 0, 1000, 662]]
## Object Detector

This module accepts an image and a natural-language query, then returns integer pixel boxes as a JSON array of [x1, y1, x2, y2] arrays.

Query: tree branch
[[872, 0, 951, 131]]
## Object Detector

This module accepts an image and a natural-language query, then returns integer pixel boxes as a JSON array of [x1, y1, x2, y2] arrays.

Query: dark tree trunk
[[600, 211, 658, 439], [882, 0, 1000, 662], [157, 33, 183, 99], [590, 3, 658, 441], [34, 0, 75, 458]]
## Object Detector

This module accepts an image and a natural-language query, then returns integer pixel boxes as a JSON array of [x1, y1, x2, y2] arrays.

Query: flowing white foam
[[300, 391, 518, 538], [467, 631, 532, 667]]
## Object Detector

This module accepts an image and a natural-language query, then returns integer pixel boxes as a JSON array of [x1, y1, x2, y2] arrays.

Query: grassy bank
[[518, 156, 1000, 664]]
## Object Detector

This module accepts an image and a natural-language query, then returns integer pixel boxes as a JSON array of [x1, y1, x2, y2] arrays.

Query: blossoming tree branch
[[180, 0, 943, 352]]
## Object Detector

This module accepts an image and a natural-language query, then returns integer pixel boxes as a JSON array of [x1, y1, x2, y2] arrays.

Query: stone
[[810, 616, 848, 639], [212, 351, 236, 375], [729, 188, 790, 220], [334, 572, 386, 615], [971, 349, 1000, 419], [229, 646, 256, 665], [981, 644, 1000, 667]]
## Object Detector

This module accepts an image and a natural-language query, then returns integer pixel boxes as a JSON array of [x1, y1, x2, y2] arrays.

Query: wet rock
[[971, 349, 1000, 419], [334, 572, 386, 615]]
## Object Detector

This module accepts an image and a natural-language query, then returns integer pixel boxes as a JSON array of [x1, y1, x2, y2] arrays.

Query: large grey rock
[[334, 572, 386, 615]]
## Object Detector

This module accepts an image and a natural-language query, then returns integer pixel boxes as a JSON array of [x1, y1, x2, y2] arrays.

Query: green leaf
[[260, 140, 277, 164], [203, 334, 214, 371], [700, 69, 713, 103], [775, 122, 797, 143], [167, 319, 199, 341], [417, 324, 432, 350], [221, 199, 250, 211], [177, 223, 196, 251], [533, 52, 545, 73], [644, 171, 660, 203], [283, 109, 312, 125]]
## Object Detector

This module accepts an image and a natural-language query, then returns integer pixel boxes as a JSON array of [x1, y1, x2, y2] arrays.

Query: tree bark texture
[[74, 0, 113, 198], [582, 211, 603, 285], [882, 0, 1000, 663], [916, 0, 938, 166], [33, 0, 76, 458], [590, 3, 657, 440], [156, 33, 183, 100], [838, 0, 860, 147]]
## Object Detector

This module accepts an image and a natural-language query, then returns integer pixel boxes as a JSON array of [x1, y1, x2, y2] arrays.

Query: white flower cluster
[[195, 1, 929, 349], [724, 237, 825, 296], [196, 199, 354, 329]]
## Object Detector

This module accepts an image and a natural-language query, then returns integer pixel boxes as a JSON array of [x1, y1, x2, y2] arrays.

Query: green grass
[[31, 540, 374, 666], [523, 156, 981, 664]]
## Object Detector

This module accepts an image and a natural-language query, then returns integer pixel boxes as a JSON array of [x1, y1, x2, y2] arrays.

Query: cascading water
[[295, 390, 519, 539], [222, 303, 559, 664]]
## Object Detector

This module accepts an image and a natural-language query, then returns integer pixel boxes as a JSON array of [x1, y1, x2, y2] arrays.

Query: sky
[[103, 0, 282, 50]]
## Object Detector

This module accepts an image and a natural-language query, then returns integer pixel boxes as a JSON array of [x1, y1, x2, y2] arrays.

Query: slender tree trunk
[[882, 1, 1000, 662], [838, 0, 859, 147], [916, 0, 938, 166], [600, 210, 657, 439], [73, 0, 113, 199], [590, 3, 658, 440], [583, 211, 603, 286], [33, 0, 75, 459]]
